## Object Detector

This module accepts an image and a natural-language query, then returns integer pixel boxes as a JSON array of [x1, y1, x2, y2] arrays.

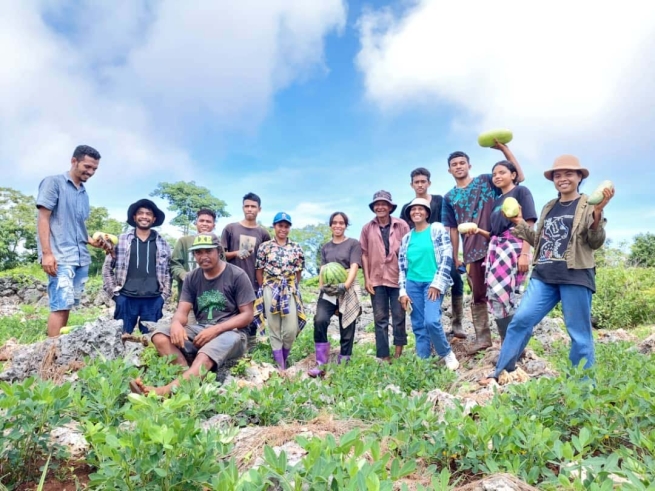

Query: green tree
[[629, 232, 655, 267], [150, 181, 229, 235], [86, 207, 125, 276], [288, 223, 332, 277], [0, 188, 37, 270]]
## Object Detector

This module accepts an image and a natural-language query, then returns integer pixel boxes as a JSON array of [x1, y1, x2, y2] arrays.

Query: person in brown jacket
[[481, 155, 614, 384]]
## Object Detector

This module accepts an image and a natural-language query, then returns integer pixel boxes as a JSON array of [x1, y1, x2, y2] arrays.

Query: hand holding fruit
[[457, 222, 478, 236], [90, 231, 118, 254], [592, 186, 614, 214], [501, 200, 523, 225], [399, 295, 411, 311]]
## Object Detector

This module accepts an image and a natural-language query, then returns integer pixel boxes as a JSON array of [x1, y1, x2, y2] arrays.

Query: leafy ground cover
[[1, 269, 655, 490]]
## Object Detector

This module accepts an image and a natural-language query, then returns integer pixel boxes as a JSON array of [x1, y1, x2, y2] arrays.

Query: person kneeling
[[130, 233, 255, 397]]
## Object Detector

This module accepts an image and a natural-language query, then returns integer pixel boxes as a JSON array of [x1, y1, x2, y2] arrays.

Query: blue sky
[[3, 1, 655, 246]]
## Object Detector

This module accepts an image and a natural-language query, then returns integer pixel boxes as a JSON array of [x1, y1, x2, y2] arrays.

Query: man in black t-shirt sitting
[[130, 233, 255, 397]]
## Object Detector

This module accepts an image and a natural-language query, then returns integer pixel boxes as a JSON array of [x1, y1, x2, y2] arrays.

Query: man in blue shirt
[[36, 145, 109, 337]]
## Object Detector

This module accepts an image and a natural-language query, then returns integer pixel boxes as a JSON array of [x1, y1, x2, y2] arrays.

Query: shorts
[[47, 264, 89, 312], [153, 324, 247, 369]]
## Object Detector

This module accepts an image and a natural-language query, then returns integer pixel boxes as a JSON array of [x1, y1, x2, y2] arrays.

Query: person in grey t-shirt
[[221, 192, 271, 350], [36, 145, 110, 337]]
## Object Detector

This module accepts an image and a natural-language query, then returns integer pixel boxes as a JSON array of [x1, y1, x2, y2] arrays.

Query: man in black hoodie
[[103, 199, 172, 334]]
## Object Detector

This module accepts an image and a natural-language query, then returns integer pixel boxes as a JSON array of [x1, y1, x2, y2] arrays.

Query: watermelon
[[321, 262, 348, 285], [478, 129, 513, 148]]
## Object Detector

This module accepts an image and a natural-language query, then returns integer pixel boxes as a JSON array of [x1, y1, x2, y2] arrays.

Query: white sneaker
[[443, 351, 459, 371]]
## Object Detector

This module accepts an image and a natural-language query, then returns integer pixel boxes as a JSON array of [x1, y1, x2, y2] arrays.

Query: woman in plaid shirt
[[399, 198, 459, 371]]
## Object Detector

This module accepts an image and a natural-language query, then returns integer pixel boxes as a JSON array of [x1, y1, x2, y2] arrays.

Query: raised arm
[[493, 141, 525, 183]]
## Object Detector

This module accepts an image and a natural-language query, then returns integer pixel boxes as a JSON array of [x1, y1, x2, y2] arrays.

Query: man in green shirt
[[171, 209, 217, 323]]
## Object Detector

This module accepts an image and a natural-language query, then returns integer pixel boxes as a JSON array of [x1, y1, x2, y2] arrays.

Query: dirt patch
[[453, 472, 539, 490], [230, 413, 367, 470], [15, 460, 93, 491]]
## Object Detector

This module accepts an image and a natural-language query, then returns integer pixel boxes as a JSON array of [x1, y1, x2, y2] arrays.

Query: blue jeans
[[494, 278, 594, 378], [114, 294, 165, 334], [47, 264, 89, 311], [406, 280, 452, 358]]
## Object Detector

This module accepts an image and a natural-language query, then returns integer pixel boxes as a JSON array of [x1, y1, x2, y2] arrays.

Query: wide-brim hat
[[544, 155, 590, 181], [369, 190, 397, 214], [403, 197, 431, 221], [127, 198, 166, 227]]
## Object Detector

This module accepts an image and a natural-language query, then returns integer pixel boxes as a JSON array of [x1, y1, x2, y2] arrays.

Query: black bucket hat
[[127, 199, 166, 227]]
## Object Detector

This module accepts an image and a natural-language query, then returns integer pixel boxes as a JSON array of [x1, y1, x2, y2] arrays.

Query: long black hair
[[492, 160, 519, 184]]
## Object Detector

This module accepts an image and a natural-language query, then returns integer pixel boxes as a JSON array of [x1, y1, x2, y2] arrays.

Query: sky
[[2, 0, 655, 246]]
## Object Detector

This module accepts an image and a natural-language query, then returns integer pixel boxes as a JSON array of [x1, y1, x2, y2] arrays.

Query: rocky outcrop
[[0, 318, 128, 382]]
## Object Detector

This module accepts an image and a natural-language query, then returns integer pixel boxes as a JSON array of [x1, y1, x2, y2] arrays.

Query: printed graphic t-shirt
[[531, 198, 595, 291], [180, 263, 256, 325], [221, 223, 271, 290], [442, 174, 501, 264], [320, 238, 362, 269], [489, 186, 538, 237]]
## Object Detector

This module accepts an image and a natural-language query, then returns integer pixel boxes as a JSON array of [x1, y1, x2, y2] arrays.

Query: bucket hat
[[368, 190, 397, 214], [127, 199, 165, 227]]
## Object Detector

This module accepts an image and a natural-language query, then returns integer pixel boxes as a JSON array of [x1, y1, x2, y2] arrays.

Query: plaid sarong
[[485, 229, 528, 318], [254, 273, 307, 334], [338, 283, 362, 328]]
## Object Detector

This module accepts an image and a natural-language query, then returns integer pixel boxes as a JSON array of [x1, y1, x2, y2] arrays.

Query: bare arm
[[344, 264, 359, 290], [37, 207, 57, 276], [494, 142, 525, 183], [256, 269, 264, 288], [449, 227, 462, 269]]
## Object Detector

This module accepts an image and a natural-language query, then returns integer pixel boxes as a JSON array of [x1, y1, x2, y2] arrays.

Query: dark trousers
[[451, 266, 464, 297], [466, 259, 487, 304], [371, 286, 407, 358], [114, 294, 164, 334], [314, 297, 355, 356]]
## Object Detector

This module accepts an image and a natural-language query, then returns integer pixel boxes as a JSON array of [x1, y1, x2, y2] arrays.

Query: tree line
[[0, 183, 331, 276]]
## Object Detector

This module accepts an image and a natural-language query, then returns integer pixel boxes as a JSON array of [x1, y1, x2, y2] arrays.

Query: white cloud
[[356, 1, 655, 155], [1, 0, 346, 201]]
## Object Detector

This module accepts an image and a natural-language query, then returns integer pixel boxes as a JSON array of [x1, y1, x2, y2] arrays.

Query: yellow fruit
[[587, 180, 614, 205], [60, 326, 72, 334], [457, 222, 478, 234], [478, 129, 513, 147], [501, 197, 520, 218], [93, 231, 118, 245]]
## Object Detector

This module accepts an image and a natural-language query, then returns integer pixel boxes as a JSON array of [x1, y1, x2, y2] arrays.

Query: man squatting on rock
[[130, 233, 255, 397]]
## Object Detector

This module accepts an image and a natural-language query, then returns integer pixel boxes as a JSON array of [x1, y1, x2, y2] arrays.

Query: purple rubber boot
[[308, 342, 330, 378], [272, 349, 286, 370], [338, 354, 351, 365], [282, 348, 291, 366]]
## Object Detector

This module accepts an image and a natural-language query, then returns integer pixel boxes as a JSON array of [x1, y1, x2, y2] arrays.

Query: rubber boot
[[495, 315, 513, 344], [282, 348, 291, 367], [338, 354, 351, 364], [466, 303, 492, 355], [450, 296, 467, 339], [272, 349, 286, 370], [308, 342, 330, 378]]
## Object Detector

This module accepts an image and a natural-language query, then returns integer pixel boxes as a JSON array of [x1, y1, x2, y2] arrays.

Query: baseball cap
[[189, 233, 221, 251], [273, 212, 292, 225]]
